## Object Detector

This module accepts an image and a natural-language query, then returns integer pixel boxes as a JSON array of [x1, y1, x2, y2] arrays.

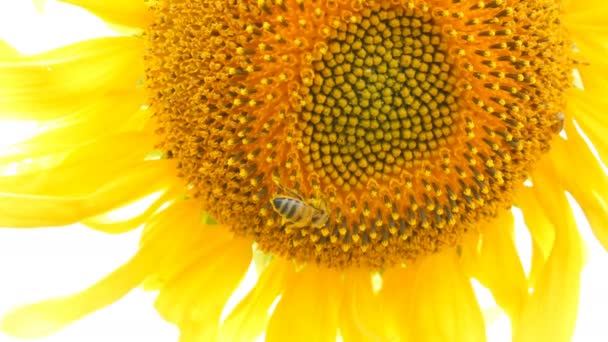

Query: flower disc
[[146, 0, 571, 268]]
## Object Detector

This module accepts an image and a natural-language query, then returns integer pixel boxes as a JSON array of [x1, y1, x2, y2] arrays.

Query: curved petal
[[461, 211, 527, 321], [527, 240, 549, 293], [59, 0, 151, 28], [513, 167, 584, 342], [0, 91, 146, 164], [265, 266, 342, 342], [218, 259, 290, 341], [0, 159, 175, 228], [0, 36, 143, 121], [154, 235, 252, 341], [515, 191, 555, 289], [82, 185, 182, 234], [564, 1, 608, 36], [565, 0, 608, 68], [140, 204, 235, 291], [545, 132, 608, 252], [0, 132, 156, 193], [3, 131, 157, 183], [0, 252, 149, 338], [0, 202, 192, 338], [339, 270, 399, 342], [0, 40, 19, 58], [565, 90, 608, 162], [382, 249, 486, 342]]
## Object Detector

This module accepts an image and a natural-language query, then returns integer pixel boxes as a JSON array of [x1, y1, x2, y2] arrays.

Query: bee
[[270, 186, 330, 230], [551, 112, 565, 133]]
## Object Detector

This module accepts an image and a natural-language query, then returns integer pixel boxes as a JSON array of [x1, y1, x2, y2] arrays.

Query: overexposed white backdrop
[[0, 1, 606, 342]]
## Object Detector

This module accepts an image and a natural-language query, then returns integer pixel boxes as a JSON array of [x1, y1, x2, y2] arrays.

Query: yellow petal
[[514, 192, 555, 288], [461, 211, 527, 321], [0, 159, 173, 227], [527, 240, 549, 293], [219, 259, 290, 341], [516, 188, 555, 287], [82, 186, 182, 234], [566, 90, 608, 162], [2, 131, 156, 186], [0, 91, 145, 162], [378, 265, 417, 340], [154, 237, 252, 341], [513, 168, 584, 342], [0, 40, 19, 58], [545, 132, 608, 252], [339, 270, 399, 342], [575, 48, 608, 99], [383, 250, 486, 341], [514, 191, 555, 258], [59, 0, 150, 28], [564, 2, 608, 34], [564, 0, 608, 58], [0, 231, 160, 338], [0, 131, 156, 190], [265, 266, 342, 342], [140, 204, 233, 290], [0, 36, 143, 121]]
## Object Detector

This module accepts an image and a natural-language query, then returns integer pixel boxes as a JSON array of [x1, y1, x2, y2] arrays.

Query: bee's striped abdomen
[[272, 197, 303, 221]]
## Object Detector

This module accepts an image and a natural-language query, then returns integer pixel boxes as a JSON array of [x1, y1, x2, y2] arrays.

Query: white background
[[0, 1, 606, 341]]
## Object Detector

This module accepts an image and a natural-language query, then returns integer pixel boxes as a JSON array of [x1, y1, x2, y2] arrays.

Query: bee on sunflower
[[1, 0, 607, 341]]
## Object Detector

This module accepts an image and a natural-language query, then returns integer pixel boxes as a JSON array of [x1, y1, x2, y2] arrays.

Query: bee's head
[[311, 209, 329, 226]]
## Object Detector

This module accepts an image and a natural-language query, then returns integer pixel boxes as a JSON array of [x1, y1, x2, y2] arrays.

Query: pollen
[[146, 0, 572, 268]]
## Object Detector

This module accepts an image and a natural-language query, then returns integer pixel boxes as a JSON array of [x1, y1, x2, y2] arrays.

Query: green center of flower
[[299, 8, 459, 190]]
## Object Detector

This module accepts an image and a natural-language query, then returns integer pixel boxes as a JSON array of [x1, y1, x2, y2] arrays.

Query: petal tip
[[0, 300, 68, 338]]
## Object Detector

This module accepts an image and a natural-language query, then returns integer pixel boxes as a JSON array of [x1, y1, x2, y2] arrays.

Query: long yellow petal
[[0, 37, 143, 121], [0, 160, 174, 227], [82, 186, 182, 234], [383, 249, 486, 342], [154, 237, 252, 341], [545, 132, 608, 252], [219, 259, 290, 341], [514, 192, 555, 288], [461, 212, 527, 321], [378, 265, 417, 341], [564, 2, 608, 34], [339, 270, 399, 342], [0, 227, 164, 338], [265, 266, 342, 342], [0, 40, 19, 58], [563, 0, 608, 15], [1, 131, 156, 179], [0, 132, 157, 195], [59, 0, 150, 28], [513, 169, 584, 342], [0, 91, 145, 163], [564, 0, 608, 59], [140, 205, 233, 291], [565, 90, 608, 162]]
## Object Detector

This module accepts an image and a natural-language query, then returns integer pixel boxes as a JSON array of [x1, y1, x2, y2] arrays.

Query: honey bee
[[551, 112, 565, 133], [270, 186, 330, 230]]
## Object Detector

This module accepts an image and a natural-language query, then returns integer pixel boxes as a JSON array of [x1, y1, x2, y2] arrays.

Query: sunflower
[[1, 0, 607, 340]]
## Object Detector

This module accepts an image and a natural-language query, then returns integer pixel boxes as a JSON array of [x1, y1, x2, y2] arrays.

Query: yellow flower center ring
[[146, 0, 570, 268]]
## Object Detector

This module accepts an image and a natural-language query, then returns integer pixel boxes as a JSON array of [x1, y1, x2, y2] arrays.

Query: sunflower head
[[2, 0, 608, 341], [146, 0, 571, 268]]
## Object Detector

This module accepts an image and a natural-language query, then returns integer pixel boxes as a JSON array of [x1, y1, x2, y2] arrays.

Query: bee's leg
[[283, 222, 297, 234], [275, 184, 304, 201]]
